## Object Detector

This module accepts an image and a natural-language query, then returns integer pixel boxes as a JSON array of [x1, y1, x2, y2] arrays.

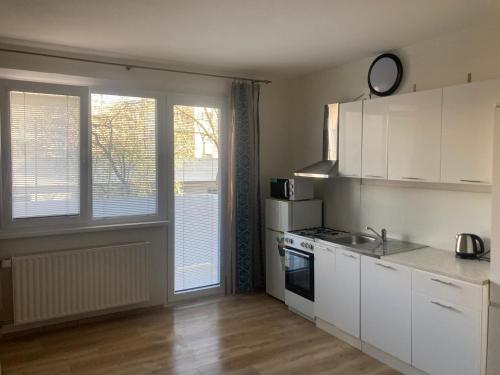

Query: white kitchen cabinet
[[387, 89, 442, 182], [314, 245, 335, 324], [441, 79, 500, 185], [339, 101, 363, 178], [333, 249, 361, 338], [362, 97, 388, 179], [412, 292, 481, 375], [412, 269, 486, 375], [361, 256, 412, 364], [265, 229, 285, 301]]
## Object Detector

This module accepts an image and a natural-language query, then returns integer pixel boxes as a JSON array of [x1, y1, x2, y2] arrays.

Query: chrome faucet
[[366, 226, 387, 242]]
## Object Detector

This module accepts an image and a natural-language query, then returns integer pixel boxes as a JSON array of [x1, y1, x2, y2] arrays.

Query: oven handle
[[284, 248, 311, 259]]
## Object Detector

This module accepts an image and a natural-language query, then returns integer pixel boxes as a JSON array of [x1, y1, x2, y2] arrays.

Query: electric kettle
[[455, 233, 485, 259]]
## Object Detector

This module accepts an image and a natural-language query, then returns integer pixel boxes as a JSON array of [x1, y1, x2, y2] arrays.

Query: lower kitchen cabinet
[[361, 256, 412, 364], [412, 269, 486, 375], [412, 292, 481, 375], [333, 249, 361, 338], [314, 245, 336, 324]]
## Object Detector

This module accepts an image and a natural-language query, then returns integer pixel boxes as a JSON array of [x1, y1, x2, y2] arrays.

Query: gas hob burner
[[288, 227, 346, 239]]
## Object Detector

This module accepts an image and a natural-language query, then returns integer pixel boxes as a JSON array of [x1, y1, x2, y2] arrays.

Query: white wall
[[288, 24, 500, 251]]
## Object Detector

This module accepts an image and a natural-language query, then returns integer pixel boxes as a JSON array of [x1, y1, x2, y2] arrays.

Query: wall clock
[[368, 53, 403, 96]]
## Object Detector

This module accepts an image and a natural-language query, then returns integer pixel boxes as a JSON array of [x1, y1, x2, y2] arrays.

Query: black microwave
[[270, 178, 314, 201]]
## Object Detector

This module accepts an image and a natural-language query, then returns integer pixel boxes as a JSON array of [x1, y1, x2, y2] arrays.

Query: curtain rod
[[0, 47, 272, 84]]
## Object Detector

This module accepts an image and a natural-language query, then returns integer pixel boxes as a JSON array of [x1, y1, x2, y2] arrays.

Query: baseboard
[[316, 318, 361, 350], [362, 343, 427, 375]]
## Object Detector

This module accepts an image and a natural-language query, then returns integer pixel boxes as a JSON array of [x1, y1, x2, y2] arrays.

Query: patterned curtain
[[224, 82, 264, 294]]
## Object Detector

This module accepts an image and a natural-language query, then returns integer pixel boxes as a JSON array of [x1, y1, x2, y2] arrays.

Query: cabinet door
[[362, 97, 388, 179], [314, 245, 335, 324], [333, 249, 360, 338], [387, 89, 442, 182], [265, 230, 285, 301], [412, 292, 481, 375], [361, 257, 412, 363], [441, 79, 500, 185], [339, 101, 363, 177]]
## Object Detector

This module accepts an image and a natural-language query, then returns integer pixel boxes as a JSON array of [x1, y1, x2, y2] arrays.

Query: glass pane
[[91, 94, 157, 218], [174, 105, 220, 292], [10, 91, 80, 219]]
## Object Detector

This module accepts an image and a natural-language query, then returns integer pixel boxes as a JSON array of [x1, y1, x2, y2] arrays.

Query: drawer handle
[[431, 300, 459, 312], [375, 262, 396, 270], [402, 176, 425, 181], [342, 252, 357, 259], [431, 278, 459, 288], [460, 179, 488, 184], [365, 174, 384, 179], [342, 174, 359, 177]]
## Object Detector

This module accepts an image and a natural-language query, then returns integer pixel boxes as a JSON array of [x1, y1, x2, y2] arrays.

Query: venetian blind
[[10, 91, 80, 219], [91, 93, 157, 218], [174, 105, 221, 292]]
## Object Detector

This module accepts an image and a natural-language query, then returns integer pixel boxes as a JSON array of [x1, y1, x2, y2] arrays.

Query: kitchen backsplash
[[318, 178, 491, 251]]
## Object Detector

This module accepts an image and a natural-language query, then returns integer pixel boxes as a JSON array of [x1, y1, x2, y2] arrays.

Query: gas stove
[[284, 227, 345, 253]]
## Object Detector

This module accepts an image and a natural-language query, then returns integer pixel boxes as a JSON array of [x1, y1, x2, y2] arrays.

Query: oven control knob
[[289, 239, 294, 244], [309, 244, 314, 250], [300, 242, 305, 247]]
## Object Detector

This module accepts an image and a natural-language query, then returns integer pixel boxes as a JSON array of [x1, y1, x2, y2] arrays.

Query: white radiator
[[12, 242, 150, 324]]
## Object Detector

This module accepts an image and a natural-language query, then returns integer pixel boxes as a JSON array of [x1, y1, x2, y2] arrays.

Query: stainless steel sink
[[332, 233, 379, 246], [327, 232, 426, 258]]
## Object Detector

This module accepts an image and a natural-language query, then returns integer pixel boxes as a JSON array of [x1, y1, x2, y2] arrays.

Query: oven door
[[284, 247, 314, 301]]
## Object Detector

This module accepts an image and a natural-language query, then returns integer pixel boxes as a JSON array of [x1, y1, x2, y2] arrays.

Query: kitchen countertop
[[382, 247, 490, 285]]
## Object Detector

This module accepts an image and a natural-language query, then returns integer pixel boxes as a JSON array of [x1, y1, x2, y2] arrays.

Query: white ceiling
[[0, 0, 499, 78]]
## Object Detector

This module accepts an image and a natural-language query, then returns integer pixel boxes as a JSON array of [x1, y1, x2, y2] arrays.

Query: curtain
[[224, 81, 264, 294]]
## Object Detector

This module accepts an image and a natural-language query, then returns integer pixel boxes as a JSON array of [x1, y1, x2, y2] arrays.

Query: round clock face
[[368, 54, 403, 96]]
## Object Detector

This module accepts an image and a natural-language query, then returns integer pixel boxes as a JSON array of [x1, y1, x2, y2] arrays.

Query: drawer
[[413, 270, 483, 310]]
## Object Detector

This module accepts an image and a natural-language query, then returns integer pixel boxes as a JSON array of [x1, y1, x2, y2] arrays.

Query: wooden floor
[[0, 293, 400, 375]]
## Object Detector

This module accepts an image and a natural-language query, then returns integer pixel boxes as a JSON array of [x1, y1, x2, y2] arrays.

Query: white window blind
[[91, 93, 157, 218], [10, 91, 80, 219], [174, 105, 220, 292]]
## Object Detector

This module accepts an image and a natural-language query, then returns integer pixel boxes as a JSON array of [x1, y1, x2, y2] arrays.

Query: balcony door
[[167, 96, 225, 301]]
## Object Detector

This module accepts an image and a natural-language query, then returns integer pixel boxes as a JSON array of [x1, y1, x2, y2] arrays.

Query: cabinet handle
[[342, 252, 357, 259], [375, 262, 396, 270], [342, 173, 359, 177], [431, 278, 458, 287], [364, 175, 384, 179], [460, 179, 488, 184], [402, 176, 425, 181], [431, 300, 459, 312]]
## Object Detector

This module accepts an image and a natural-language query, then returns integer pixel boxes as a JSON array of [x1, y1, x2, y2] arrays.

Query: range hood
[[294, 103, 339, 178]]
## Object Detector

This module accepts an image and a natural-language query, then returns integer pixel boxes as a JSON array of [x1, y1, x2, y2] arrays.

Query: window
[[9, 91, 80, 219], [173, 105, 221, 292], [91, 93, 158, 218]]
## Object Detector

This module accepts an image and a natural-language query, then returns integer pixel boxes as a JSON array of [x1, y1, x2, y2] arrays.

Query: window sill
[[0, 220, 169, 240]]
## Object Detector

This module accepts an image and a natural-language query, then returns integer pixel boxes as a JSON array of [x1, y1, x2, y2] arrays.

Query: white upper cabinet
[[441, 79, 500, 185], [339, 101, 363, 177], [387, 89, 443, 182], [362, 97, 389, 179]]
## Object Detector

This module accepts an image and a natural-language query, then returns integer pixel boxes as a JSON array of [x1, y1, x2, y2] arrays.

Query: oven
[[284, 247, 314, 302]]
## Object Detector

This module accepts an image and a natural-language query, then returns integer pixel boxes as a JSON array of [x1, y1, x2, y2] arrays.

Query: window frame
[[89, 88, 167, 224], [0, 80, 90, 230]]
